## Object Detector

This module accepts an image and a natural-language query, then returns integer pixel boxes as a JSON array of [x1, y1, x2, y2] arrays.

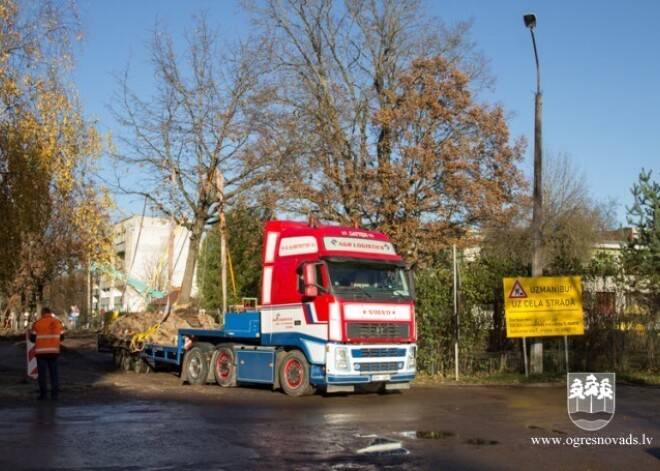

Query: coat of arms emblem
[[567, 372, 615, 431]]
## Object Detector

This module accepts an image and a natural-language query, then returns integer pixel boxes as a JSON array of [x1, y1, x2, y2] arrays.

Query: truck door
[[301, 262, 334, 331]]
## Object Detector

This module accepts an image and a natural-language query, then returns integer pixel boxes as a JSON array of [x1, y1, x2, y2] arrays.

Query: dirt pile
[[107, 308, 216, 348]]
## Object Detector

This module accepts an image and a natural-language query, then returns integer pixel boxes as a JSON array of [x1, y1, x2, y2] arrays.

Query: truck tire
[[279, 350, 314, 397], [212, 346, 236, 387], [133, 358, 153, 374], [121, 351, 133, 373], [183, 346, 208, 385], [112, 350, 122, 369]]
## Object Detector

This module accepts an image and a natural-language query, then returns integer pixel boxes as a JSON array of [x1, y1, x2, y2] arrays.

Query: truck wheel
[[279, 350, 314, 397], [134, 358, 153, 374], [121, 351, 133, 373], [112, 350, 122, 369], [184, 347, 208, 385], [212, 347, 236, 387]]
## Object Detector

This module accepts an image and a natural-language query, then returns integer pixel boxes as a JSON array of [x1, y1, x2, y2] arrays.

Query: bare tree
[[111, 15, 270, 303], [482, 150, 616, 267], [248, 0, 524, 264], [542, 151, 616, 263]]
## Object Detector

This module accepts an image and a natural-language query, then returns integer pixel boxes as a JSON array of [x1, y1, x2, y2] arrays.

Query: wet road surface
[[1, 379, 658, 470]]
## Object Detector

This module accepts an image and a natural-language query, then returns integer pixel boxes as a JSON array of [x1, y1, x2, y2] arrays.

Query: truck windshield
[[326, 260, 413, 302]]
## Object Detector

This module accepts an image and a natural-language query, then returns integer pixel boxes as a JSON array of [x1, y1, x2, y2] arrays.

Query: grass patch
[[413, 371, 565, 385], [413, 370, 660, 386], [617, 371, 660, 385], [460, 372, 565, 385]]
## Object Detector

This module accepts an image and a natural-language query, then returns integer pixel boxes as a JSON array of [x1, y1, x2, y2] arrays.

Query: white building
[[95, 215, 197, 313]]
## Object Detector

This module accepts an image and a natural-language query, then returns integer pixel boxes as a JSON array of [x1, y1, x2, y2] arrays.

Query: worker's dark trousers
[[36, 354, 59, 398]]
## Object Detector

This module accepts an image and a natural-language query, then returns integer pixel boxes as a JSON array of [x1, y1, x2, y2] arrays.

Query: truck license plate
[[371, 374, 391, 381]]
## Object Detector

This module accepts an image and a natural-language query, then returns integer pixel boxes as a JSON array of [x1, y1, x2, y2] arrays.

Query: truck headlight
[[408, 347, 417, 369], [335, 347, 349, 371]]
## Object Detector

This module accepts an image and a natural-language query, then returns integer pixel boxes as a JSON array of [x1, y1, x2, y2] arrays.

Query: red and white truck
[[129, 220, 417, 396]]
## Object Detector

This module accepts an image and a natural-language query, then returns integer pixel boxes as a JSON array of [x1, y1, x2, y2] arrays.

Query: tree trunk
[[178, 217, 205, 305]]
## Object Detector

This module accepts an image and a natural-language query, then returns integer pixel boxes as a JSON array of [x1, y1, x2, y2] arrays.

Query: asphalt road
[[0, 336, 658, 470]]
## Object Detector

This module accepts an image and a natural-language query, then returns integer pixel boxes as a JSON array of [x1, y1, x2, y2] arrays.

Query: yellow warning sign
[[508, 280, 527, 298], [503, 276, 584, 338]]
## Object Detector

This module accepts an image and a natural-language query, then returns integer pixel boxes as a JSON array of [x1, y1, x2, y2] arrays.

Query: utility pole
[[524, 13, 544, 374]]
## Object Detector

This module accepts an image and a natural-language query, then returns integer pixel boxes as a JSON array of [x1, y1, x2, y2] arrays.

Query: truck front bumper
[[323, 343, 416, 387]]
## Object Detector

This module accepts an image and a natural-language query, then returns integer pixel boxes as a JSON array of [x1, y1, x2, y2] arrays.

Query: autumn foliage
[[371, 56, 525, 262], [252, 0, 526, 266], [0, 0, 113, 309]]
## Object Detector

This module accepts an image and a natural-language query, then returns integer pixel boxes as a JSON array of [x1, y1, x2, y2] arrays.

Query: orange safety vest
[[32, 314, 63, 355]]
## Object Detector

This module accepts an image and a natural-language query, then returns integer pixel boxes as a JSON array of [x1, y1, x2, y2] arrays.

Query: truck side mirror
[[303, 263, 318, 298], [406, 269, 416, 299]]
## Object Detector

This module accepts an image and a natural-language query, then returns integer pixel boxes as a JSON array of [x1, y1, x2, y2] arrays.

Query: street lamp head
[[524, 14, 537, 29]]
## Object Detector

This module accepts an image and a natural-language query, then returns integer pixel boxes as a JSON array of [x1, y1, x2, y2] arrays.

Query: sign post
[[522, 337, 528, 377], [453, 245, 459, 382], [503, 276, 584, 372]]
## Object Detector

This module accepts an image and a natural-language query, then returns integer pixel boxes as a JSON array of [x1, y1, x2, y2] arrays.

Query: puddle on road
[[356, 437, 409, 456], [324, 413, 359, 425], [401, 430, 497, 446], [354, 434, 409, 456], [127, 408, 163, 414], [463, 438, 498, 446], [404, 430, 455, 440], [351, 429, 497, 463], [526, 424, 568, 435]]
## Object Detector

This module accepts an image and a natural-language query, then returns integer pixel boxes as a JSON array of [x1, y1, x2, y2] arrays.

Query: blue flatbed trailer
[[138, 311, 287, 387], [140, 311, 261, 368]]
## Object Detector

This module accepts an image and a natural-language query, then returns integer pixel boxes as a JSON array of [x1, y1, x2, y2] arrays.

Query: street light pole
[[525, 13, 544, 374]]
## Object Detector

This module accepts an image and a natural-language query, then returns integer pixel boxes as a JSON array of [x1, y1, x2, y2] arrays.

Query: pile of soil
[[106, 308, 216, 347]]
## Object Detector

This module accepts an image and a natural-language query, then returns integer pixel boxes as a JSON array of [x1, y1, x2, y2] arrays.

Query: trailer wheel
[[121, 351, 133, 373], [133, 358, 153, 374], [184, 347, 208, 385], [279, 350, 314, 397], [212, 347, 236, 387], [112, 350, 122, 369]]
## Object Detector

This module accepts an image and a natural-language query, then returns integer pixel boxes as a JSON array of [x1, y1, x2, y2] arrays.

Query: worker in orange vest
[[30, 307, 65, 400]]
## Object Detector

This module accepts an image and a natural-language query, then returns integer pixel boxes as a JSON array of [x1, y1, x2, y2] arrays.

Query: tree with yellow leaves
[[0, 0, 113, 310]]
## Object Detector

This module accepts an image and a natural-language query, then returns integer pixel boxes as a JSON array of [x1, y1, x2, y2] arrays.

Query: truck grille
[[358, 362, 401, 373], [353, 348, 406, 358], [347, 323, 409, 339]]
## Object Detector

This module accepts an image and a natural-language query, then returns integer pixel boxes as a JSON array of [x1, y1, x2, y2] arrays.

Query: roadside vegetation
[[414, 370, 660, 386]]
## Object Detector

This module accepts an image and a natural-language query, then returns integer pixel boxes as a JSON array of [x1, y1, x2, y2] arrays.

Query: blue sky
[[74, 0, 659, 225]]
